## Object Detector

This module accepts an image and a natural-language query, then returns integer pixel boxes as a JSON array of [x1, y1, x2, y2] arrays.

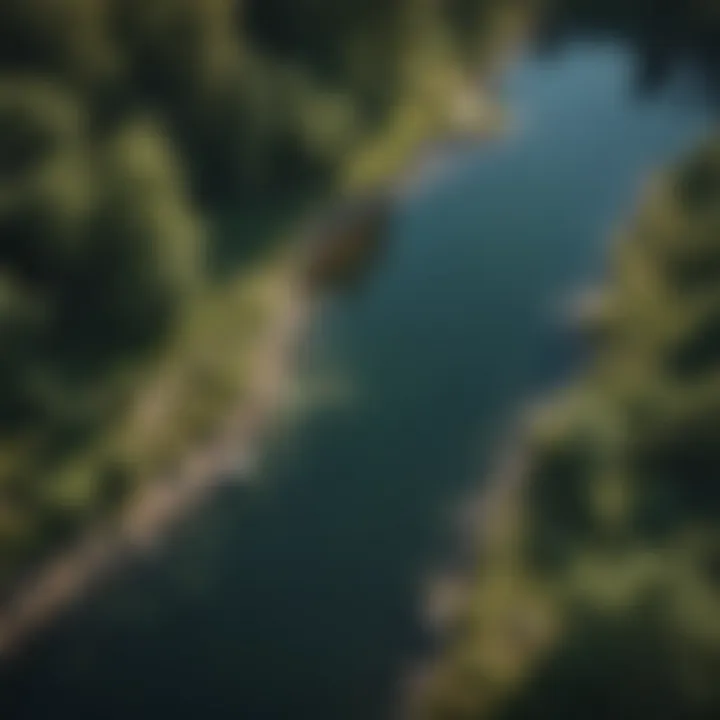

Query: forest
[[418, 3, 720, 718], [0, 0, 519, 589], [421, 83, 720, 720]]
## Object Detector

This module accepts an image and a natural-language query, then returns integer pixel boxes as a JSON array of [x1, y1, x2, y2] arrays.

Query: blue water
[[1, 41, 714, 720]]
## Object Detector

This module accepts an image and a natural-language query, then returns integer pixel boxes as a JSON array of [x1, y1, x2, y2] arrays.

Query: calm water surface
[[1, 39, 714, 720]]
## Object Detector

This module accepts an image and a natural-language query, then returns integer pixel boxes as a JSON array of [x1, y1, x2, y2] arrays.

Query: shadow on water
[[539, 0, 720, 103]]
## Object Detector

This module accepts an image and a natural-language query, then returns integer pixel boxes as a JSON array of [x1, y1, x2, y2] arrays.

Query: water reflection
[[540, 0, 720, 103]]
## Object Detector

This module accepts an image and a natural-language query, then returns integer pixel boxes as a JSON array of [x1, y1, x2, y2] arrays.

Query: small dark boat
[[304, 191, 392, 292]]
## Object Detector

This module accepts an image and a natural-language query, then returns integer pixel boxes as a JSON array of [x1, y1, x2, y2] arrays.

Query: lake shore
[[0, 0, 533, 661], [397, 420, 537, 719], [0, 243, 314, 659], [0, 68, 513, 659]]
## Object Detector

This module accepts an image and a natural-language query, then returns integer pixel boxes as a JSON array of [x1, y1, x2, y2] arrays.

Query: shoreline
[[0, 245, 312, 659], [0, 178, 401, 660], [395, 413, 543, 719], [0, 63, 516, 661]]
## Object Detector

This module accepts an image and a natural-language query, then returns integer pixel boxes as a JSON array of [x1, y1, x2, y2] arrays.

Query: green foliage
[[423, 135, 720, 719], [0, 0, 514, 587]]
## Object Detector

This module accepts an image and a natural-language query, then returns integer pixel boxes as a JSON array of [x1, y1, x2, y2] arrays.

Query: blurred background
[[0, 1, 718, 719]]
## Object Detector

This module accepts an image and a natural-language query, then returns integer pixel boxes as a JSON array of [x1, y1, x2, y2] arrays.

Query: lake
[[0, 32, 714, 720]]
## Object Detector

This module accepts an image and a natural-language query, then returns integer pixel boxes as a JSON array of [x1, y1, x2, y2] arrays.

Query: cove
[[0, 35, 714, 720]]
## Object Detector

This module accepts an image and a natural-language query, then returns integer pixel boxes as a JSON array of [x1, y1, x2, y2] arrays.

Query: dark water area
[[0, 31, 715, 720]]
